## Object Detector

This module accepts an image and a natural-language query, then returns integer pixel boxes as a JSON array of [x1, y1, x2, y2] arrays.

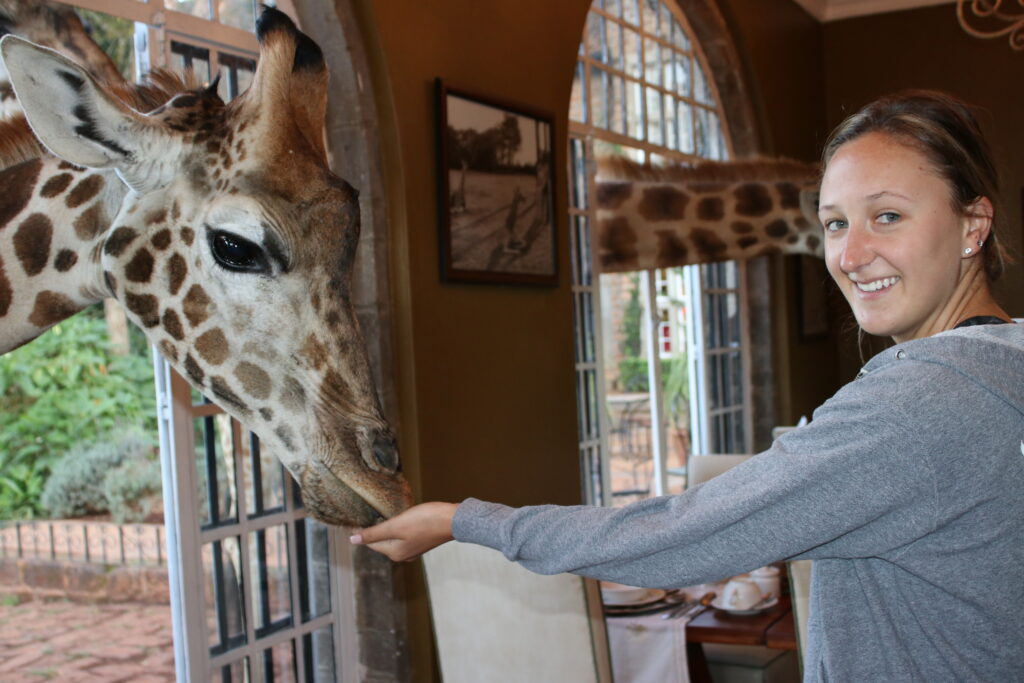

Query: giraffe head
[[0, 8, 413, 526]]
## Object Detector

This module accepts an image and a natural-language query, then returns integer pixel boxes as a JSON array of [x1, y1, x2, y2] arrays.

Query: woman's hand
[[349, 501, 458, 562]]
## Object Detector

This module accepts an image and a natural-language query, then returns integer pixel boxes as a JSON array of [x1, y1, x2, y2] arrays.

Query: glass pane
[[677, 100, 694, 153], [660, 3, 675, 40], [570, 138, 588, 209], [263, 639, 298, 683], [606, 19, 623, 71], [622, 27, 643, 79], [664, 93, 677, 150], [247, 435, 287, 517], [646, 87, 663, 146], [626, 80, 644, 139], [251, 525, 292, 637], [675, 53, 692, 97], [605, 0, 623, 18], [194, 413, 239, 528], [570, 61, 586, 124], [589, 66, 609, 130], [622, 0, 641, 27], [171, 42, 212, 84], [671, 15, 691, 51], [204, 537, 247, 654], [215, 657, 250, 683], [644, 37, 661, 85], [74, 9, 135, 81], [575, 215, 592, 286], [586, 12, 605, 61], [167, 0, 211, 19], [301, 625, 336, 683], [297, 519, 331, 621], [641, 0, 659, 35], [217, 53, 256, 102], [217, 0, 256, 31]]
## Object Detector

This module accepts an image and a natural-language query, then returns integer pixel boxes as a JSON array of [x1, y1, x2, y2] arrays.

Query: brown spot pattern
[[125, 249, 155, 283], [54, 250, 78, 272], [167, 253, 187, 296], [183, 284, 211, 327], [73, 204, 105, 240], [275, 425, 296, 451], [595, 182, 632, 210], [196, 328, 229, 365], [775, 182, 801, 209], [654, 230, 688, 265], [184, 354, 205, 386], [210, 376, 246, 412], [734, 184, 773, 217], [638, 186, 688, 222], [14, 214, 53, 276], [125, 292, 160, 327], [28, 291, 79, 327], [259, 408, 274, 421], [40, 173, 73, 198], [0, 256, 10, 317], [0, 159, 41, 230], [181, 227, 195, 246], [280, 376, 306, 411], [159, 340, 179, 362], [66, 175, 104, 209], [144, 208, 168, 226], [598, 217, 638, 269], [301, 334, 328, 370], [235, 362, 272, 400], [151, 229, 172, 250], [696, 197, 724, 221], [738, 236, 758, 249], [689, 228, 729, 260], [765, 219, 790, 239], [806, 235, 821, 251], [104, 227, 139, 257], [162, 309, 184, 341]]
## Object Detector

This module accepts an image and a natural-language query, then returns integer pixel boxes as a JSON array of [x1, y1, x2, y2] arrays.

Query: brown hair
[[822, 90, 1009, 281]]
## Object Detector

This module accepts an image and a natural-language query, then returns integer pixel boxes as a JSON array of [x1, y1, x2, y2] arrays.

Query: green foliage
[[620, 274, 642, 358], [616, 357, 690, 427], [41, 429, 156, 522], [103, 455, 163, 524], [77, 9, 135, 80], [0, 310, 156, 519]]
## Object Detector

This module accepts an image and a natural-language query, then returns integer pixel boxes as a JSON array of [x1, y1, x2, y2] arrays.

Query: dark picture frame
[[436, 80, 557, 285], [797, 255, 830, 341]]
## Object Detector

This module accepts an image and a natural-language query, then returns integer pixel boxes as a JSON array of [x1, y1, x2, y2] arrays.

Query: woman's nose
[[839, 225, 875, 273]]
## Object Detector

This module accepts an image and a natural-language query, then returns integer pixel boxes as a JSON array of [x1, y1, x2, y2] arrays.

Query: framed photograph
[[436, 80, 557, 285], [797, 255, 830, 341]]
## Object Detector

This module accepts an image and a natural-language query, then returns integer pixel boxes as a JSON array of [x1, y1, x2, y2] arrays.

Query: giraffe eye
[[208, 230, 270, 274]]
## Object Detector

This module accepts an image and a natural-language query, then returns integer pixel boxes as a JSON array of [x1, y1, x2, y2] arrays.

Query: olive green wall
[[823, 5, 1024, 380]]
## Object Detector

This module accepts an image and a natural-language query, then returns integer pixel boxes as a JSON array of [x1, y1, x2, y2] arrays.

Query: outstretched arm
[[350, 502, 459, 561]]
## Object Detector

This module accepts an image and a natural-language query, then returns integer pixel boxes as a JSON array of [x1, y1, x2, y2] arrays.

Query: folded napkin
[[606, 611, 689, 682]]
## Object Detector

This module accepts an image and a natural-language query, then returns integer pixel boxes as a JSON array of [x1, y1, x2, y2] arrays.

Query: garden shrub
[[103, 455, 163, 523]]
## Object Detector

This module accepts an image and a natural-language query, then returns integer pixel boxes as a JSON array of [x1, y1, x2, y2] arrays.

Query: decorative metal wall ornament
[[957, 0, 1024, 50]]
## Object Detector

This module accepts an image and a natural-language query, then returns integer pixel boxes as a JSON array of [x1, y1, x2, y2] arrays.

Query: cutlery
[[672, 591, 716, 620], [662, 591, 715, 620]]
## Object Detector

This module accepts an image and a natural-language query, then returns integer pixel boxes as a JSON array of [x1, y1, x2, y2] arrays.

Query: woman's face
[[819, 132, 972, 342]]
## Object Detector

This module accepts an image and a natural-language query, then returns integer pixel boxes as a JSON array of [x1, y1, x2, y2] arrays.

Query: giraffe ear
[[0, 35, 150, 170]]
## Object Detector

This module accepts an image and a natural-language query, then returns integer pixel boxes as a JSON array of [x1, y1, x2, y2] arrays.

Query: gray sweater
[[453, 324, 1024, 682]]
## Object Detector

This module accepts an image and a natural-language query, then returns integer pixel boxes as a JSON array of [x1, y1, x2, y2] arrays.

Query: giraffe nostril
[[372, 436, 399, 472]]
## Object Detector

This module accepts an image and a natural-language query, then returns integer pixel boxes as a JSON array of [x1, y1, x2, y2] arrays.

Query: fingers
[[349, 502, 459, 563]]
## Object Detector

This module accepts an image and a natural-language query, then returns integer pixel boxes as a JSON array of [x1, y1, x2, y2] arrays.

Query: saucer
[[710, 596, 778, 615], [602, 587, 667, 608]]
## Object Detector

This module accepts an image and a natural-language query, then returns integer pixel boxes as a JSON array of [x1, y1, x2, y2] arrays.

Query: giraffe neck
[[0, 157, 123, 352]]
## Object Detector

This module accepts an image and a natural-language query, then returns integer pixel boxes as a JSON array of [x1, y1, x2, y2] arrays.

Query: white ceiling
[[790, 0, 954, 22]]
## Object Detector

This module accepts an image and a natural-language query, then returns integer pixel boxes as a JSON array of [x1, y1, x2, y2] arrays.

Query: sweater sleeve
[[451, 360, 945, 588]]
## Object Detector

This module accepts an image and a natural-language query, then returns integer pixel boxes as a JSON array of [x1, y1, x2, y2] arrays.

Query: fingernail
[[349, 534, 363, 545]]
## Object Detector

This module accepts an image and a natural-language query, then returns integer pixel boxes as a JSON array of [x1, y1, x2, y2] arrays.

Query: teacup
[[721, 576, 762, 610], [750, 566, 780, 600]]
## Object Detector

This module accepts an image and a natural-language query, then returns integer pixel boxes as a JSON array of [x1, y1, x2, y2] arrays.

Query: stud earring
[[977, 240, 984, 247], [964, 247, 973, 255]]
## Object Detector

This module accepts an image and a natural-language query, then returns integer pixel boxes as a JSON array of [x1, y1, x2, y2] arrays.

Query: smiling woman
[[354, 89, 1024, 682]]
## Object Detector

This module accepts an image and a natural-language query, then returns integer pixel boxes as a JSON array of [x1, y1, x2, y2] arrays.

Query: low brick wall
[[0, 558, 169, 604]]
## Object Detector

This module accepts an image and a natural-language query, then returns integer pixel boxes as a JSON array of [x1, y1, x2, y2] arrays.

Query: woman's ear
[[962, 196, 994, 248]]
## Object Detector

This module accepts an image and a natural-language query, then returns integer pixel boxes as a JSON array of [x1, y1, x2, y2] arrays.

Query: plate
[[710, 596, 778, 616], [602, 588, 668, 608]]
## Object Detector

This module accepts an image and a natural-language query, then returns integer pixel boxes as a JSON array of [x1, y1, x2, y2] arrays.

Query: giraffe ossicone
[[0, 7, 412, 527], [594, 155, 823, 273]]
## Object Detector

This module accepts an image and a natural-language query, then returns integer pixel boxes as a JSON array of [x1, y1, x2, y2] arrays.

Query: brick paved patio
[[0, 599, 175, 682]]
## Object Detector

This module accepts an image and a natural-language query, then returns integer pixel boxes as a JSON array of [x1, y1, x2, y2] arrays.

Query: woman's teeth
[[855, 276, 901, 292]]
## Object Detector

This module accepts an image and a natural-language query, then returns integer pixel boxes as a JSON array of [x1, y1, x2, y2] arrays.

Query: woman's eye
[[209, 230, 270, 273], [822, 218, 846, 233], [877, 211, 901, 224]]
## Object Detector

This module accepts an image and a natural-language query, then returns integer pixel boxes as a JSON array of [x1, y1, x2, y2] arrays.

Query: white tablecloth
[[606, 611, 690, 683]]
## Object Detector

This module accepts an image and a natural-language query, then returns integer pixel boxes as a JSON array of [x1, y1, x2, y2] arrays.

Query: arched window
[[569, 0, 752, 507]]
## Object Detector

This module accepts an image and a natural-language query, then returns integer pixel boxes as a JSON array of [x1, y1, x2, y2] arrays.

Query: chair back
[[787, 559, 812, 675], [423, 541, 613, 683], [686, 454, 753, 488]]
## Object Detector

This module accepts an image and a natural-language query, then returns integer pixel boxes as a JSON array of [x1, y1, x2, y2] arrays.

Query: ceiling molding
[[790, 0, 954, 23]]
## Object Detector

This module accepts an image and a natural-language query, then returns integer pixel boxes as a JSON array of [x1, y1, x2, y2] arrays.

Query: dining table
[[684, 594, 796, 682]]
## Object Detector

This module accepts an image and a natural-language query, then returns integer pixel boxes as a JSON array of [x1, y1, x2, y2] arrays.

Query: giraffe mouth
[[297, 460, 412, 528]]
